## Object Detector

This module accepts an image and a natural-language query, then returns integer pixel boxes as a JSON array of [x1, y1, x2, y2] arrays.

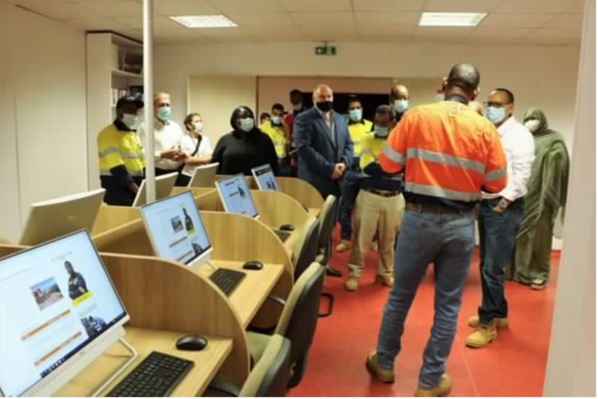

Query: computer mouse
[[176, 335, 208, 351], [280, 224, 295, 232], [243, 260, 264, 271]]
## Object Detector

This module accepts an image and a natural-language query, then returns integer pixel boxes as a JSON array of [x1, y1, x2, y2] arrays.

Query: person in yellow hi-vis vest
[[345, 104, 405, 292], [260, 103, 291, 176], [97, 96, 146, 206]]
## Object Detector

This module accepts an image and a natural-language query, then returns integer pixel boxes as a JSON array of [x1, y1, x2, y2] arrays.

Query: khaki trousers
[[348, 190, 405, 280]]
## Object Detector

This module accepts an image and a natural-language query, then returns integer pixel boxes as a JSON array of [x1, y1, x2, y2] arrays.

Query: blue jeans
[[376, 209, 476, 388], [478, 198, 524, 325], [339, 170, 361, 240]]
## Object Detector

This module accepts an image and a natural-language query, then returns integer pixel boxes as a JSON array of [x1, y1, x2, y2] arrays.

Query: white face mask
[[524, 120, 540, 133], [121, 114, 138, 130], [194, 121, 204, 133]]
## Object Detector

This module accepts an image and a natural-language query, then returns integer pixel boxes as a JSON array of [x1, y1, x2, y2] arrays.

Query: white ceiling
[[15, 0, 584, 45]]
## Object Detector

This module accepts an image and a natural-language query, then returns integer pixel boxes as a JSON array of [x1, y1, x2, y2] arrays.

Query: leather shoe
[[326, 266, 343, 278], [365, 351, 395, 383], [415, 373, 453, 397]]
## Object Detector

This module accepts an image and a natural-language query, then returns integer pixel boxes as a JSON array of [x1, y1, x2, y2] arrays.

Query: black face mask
[[316, 101, 333, 113]]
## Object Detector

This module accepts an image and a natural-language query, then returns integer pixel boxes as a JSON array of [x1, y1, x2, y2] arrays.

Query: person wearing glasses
[[465, 88, 535, 349]]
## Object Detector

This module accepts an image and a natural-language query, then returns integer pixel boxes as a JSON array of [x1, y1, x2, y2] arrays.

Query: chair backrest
[[240, 334, 292, 397], [275, 262, 325, 368], [316, 195, 338, 264], [292, 217, 320, 280]]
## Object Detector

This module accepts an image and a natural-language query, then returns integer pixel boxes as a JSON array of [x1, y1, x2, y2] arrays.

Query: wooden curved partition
[[0, 244, 27, 258], [91, 205, 141, 236]]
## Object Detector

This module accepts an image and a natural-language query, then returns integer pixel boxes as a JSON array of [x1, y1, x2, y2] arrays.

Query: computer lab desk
[[56, 327, 233, 397], [248, 176, 324, 219]]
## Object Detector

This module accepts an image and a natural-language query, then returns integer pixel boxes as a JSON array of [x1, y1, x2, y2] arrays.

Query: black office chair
[[205, 334, 292, 397], [315, 195, 338, 317], [292, 217, 320, 281], [248, 262, 330, 389]]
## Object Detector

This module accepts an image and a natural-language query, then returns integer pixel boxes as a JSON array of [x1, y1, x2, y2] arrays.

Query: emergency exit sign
[[315, 45, 336, 56]]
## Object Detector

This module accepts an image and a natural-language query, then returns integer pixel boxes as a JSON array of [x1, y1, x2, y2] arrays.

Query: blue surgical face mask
[[394, 99, 409, 114], [349, 109, 363, 122], [374, 126, 389, 138], [157, 106, 171, 121], [486, 106, 507, 124], [238, 117, 255, 132], [271, 116, 283, 126]]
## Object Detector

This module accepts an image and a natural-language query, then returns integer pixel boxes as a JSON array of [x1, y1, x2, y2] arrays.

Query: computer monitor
[[251, 164, 280, 192], [215, 175, 260, 220], [0, 230, 129, 397], [140, 191, 213, 268], [187, 162, 219, 188], [19, 189, 106, 246], [132, 172, 178, 207]]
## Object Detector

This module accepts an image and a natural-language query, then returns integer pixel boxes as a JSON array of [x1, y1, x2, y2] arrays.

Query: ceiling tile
[[480, 13, 557, 28], [355, 26, 414, 35], [472, 27, 533, 39], [114, 28, 144, 41], [414, 27, 475, 37], [527, 28, 582, 40], [424, 0, 501, 13], [352, 0, 424, 12], [493, 0, 579, 14], [240, 25, 303, 35], [279, 0, 352, 12], [62, 17, 129, 31], [207, 0, 285, 13], [255, 33, 310, 42], [299, 26, 357, 36], [546, 14, 584, 29], [354, 11, 420, 27], [566, 1, 586, 13], [114, 15, 181, 29], [84, 0, 143, 17], [155, 0, 220, 16], [226, 12, 296, 27], [290, 12, 354, 27], [19, 2, 92, 19], [15, 0, 71, 4]]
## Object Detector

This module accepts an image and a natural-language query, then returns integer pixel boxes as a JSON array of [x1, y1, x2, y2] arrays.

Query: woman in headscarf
[[509, 107, 569, 290]]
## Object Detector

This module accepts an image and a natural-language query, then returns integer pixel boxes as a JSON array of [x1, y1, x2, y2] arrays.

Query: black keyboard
[[209, 268, 246, 296], [107, 351, 194, 397], [274, 230, 291, 242]]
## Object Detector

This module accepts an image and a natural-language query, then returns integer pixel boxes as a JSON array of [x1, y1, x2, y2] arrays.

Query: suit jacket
[[294, 107, 354, 198]]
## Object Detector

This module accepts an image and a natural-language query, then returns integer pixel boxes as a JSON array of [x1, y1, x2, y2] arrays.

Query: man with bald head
[[294, 84, 354, 277], [390, 84, 410, 121]]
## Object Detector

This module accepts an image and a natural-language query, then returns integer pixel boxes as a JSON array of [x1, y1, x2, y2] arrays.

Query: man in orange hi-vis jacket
[[365, 64, 508, 397]]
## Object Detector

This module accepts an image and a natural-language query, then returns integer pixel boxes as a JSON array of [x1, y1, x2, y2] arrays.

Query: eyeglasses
[[484, 101, 511, 108]]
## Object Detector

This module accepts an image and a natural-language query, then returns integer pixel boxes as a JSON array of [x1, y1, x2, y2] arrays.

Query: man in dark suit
[[295, 84, 354, 277]]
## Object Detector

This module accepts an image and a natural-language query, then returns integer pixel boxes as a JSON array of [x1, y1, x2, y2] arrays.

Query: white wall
[[155, 41, 580, 150], [0, 5, 88, 241]]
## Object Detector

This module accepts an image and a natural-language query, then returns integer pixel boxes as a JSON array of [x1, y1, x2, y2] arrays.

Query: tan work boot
[[375, 275, 394, 287], [365, 351, 395, 383], [370, 241, 379, 251], [467, 315, 509, 329], [336, 239, 351, 252], [415, 373, 453, 397], [344, 278, 359, 292], [465, 321, 498, 348]]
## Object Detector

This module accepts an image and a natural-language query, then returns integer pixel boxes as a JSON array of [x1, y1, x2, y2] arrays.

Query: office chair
[[205, 334, 292, 397], [248, 262, 330, 389], [315, 195, 338, 317], [291, 217, 320, 280]]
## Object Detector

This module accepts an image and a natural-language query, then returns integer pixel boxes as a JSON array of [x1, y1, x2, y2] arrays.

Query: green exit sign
[[315, 45, 336, 56]]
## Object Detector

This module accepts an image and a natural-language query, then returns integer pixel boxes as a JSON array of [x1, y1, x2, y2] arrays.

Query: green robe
[[511, 109, 569, 284]]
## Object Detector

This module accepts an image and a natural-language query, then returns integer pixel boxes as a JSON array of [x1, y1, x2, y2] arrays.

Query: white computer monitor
[[19, 189, 106, 246], [0, 230, 129, 397], [187, 162, 219, 188], [251, 164, 280, 192], [215, 175, 260, 220], [132, 172, 178, 207], [140, 191, 213, 268]]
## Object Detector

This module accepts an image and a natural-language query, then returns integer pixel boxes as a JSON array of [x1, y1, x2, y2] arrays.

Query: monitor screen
[[252, 164, 280, 192], [0, 231, 127, 397], [216, 175, 260, 219], [140, 191, 212, 266]]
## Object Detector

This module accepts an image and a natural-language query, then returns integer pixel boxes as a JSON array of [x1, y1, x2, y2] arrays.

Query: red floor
[[291, 230, 560, 397]]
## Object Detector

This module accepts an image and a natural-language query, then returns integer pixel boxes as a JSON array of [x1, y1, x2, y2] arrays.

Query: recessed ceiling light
[[170, 15, 237, 28], [419, 12, 487, 27]]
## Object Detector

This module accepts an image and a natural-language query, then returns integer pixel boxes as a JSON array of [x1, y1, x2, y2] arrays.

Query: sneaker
[[415, 373, 453, 397], [465, 321, 498, 349], [531, 279, 546, 290], [365, 351, 395, 383], [335, 239, 351, 252], [375, 275, 394, 287], [344, 279, 359, 292], [467, 315, 509, 328]]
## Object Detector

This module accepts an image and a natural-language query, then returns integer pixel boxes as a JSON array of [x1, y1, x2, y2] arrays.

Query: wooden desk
[[56, 327, 232, 397], [199, 260, 284, 328]]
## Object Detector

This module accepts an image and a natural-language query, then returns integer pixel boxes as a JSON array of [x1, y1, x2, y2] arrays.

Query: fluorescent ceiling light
[[419, 12, 487, 27], [170, 15, 237, 28]]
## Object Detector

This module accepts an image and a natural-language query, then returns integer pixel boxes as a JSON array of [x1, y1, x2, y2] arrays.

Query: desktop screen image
[[0, 231, 127, 397], [141, 191, 212, 266], [216, 175, 259, 219], [252, 164, 280, 192]]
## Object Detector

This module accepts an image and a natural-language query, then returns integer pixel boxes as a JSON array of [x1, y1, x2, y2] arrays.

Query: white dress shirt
[[181, 134, 213, 176], [137, 117, 185, 171], [483, 116, 535, 201]]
